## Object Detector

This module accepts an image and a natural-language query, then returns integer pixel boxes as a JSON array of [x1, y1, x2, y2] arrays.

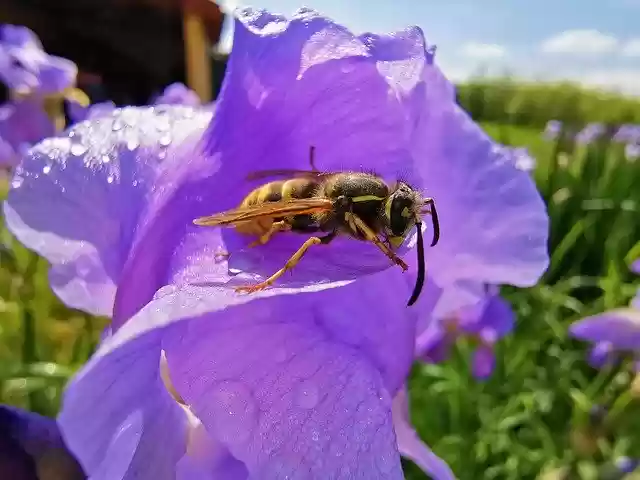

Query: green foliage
[[1, 81, 640, 479], [458, 79, 640, 128]]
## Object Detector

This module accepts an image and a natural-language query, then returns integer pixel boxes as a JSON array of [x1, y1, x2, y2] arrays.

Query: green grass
[[1, 83, 640, 479]]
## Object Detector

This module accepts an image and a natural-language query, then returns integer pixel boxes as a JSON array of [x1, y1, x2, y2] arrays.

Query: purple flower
[[575, 122, 605, 146], [153, 82, 202, 107], [416, 285, 515, 379], [613, 124, 640, 144], [0, 99, 54, 167], [570, 260, 640, 369], [625, 143, 640, 162], [0, 24, 77, 95], [0, 405, 84, 479], [5, 7, 549, 479], [392, 387, 455, 479], [65, 100, 117, 125], [543, 120, 562, 140]]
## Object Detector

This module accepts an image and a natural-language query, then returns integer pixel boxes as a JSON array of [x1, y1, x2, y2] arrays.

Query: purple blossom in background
[[416, 285, 515, 379], [4, 7, 549, 479], [575, 122, 605, 146], [570, 259, 640, 369], [543, 120, 563, 140], [0, 99, 54, 167], [612, 124, 640, 144], [625, 143, 640, 162], [65, 100, 116, 125], [153, 82, 202, 107], [0, 25, 78, 167], [0, 24, 76, 95], [0, 405, 84, 479]]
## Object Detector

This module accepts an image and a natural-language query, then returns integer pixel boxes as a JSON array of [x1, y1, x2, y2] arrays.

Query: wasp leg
[[235, 231, 337, 294], [345, 212, 408, 271], [247, 220, 291, 248]]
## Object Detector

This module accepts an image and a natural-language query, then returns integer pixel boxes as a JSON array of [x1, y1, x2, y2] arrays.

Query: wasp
[[194, 147, 440, 306]]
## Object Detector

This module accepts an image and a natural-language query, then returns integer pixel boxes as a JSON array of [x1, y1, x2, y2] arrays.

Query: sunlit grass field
[[1, 82, 640, 480]]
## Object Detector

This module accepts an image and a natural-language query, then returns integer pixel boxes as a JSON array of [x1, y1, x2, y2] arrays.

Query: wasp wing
[[245, 169, 338, 181], [193, 198, 334, 227]]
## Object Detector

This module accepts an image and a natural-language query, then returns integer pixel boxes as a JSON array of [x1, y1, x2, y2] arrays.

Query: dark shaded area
[[1, 0, 229, 105], [0, 406, 86, 480]]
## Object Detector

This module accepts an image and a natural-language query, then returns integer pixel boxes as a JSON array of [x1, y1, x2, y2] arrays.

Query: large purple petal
[[0, 405, 84, 480], [62, 266, 414, 479], [409, 79, 549, 288], [569, 309, 640, 351], [57, 330, 189, 480], [391, 387, 455, 480], [4, 106, 212, 316], [111, 7, 440, 324]]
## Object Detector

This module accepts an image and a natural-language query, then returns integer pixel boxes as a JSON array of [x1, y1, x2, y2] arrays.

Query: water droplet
[[107, 175, 114, 184], [159, 133, 172, 146], [154, 284, 177, 299], [373, 435, 397, 474], [132, 180, 139, 187], [112, 118, 124, 131], [311, 430, 319, 441], [70, 143, 87, 156], [11, 176, 23, 188], [294, 380, 319, 409], [101, 155, 111, 164], [126, 138, 139, 151], [42, 165, 51, 174], [209, 381, 258, 446]]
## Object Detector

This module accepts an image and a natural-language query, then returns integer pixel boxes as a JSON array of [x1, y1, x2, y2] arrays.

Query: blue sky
[[215, 0, 640, 95]]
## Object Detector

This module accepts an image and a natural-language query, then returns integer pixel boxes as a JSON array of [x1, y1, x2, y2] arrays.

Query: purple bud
[[575, 123, 605, 146], [471, 344, 495, 380], [543, 120, 562, 140]]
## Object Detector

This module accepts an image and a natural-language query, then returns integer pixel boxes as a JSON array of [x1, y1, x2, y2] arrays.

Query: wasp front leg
[[345, 212, 408, 271]]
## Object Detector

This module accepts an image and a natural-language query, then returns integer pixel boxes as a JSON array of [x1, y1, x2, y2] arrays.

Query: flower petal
[[0, 405, 84, 480], [569, 309, 640, 351], [391, 387, 455, 480], [57, 330, 188, 479], [471, 344, 495, 380], [82, 267, 414, 479], [111, 8, 435, 323], [154, 83, 202, 107], [411, 87, 550, 288], [0, 100, 55, 162], [4, 105, 211, 315]]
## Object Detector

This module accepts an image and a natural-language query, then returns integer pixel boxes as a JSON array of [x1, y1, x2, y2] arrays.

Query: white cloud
[[459, 42, 507, 59], [540, 29, 618, 55], [622, 38, 640, 56], [574, 69, 640, 96]]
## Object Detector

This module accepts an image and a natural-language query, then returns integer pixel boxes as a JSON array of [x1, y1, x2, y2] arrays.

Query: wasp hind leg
[[235, 231, 337, 294], [247, 220, 292, 248]]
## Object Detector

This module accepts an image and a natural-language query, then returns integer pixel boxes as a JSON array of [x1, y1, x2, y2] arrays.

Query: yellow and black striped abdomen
[[240, 178, 319, 208]]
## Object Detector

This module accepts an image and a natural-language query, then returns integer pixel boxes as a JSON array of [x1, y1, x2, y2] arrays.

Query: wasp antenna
[[407, 222, 425, 307], [423, 198, 440, 247]]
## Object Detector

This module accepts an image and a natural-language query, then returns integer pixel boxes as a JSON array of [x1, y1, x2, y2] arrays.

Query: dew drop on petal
[[294, 380, 319, 409], [11, 176, 23, 188], [209, 381, 258, 446], [107, 175, 114, 184], [42, 165, 51, 174], [112, 118, 124, 131], [159, 133, 172, 146], [70, 143, 88, 156], [101, 155, 111, 163]]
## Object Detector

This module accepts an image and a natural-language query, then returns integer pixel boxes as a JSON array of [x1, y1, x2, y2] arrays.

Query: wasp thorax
[[385, 183, 422, 238]]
